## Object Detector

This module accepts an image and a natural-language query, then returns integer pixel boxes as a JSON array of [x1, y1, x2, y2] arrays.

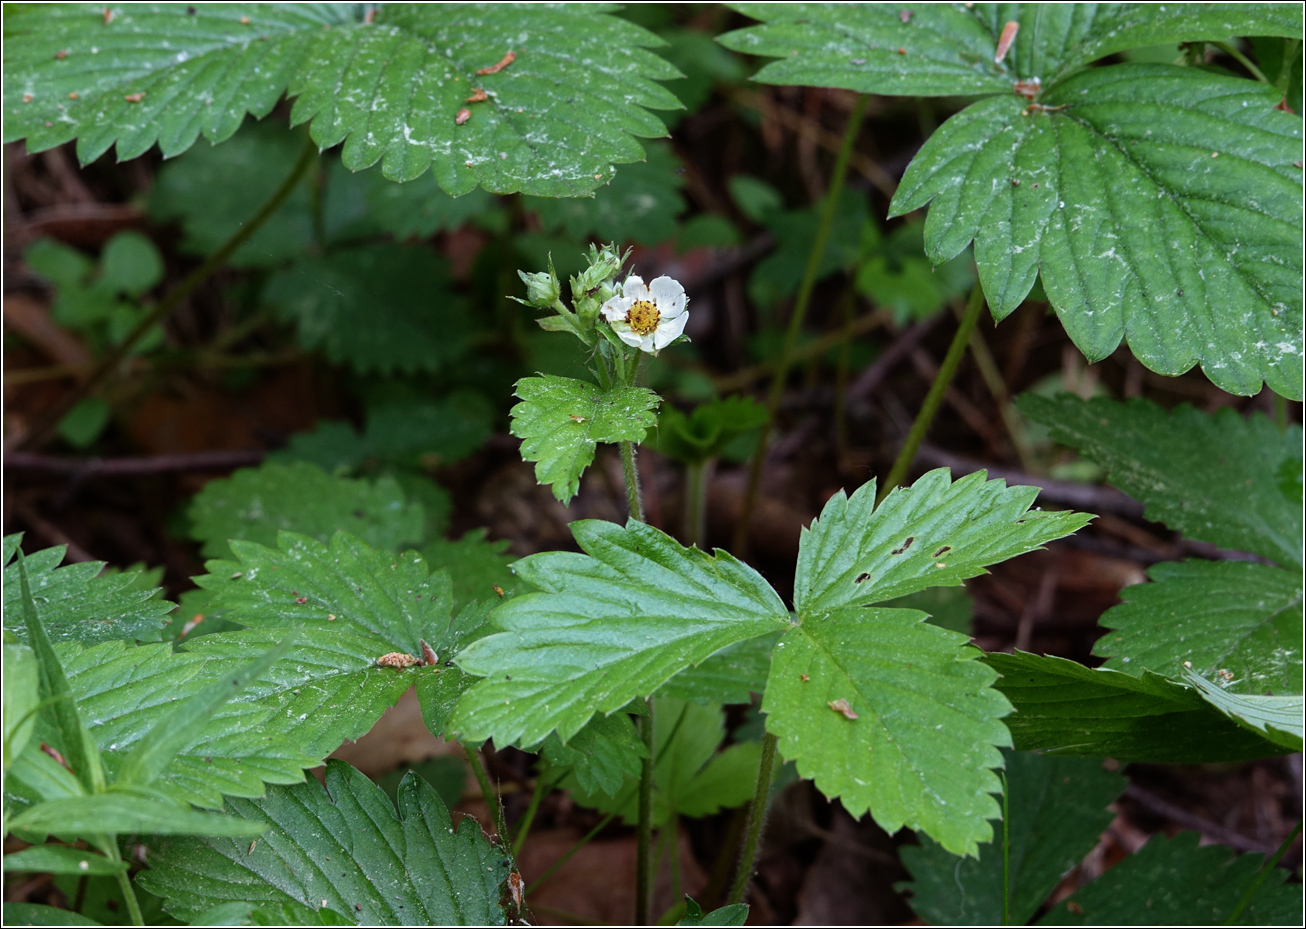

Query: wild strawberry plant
[[3, 2, 1302, 926]]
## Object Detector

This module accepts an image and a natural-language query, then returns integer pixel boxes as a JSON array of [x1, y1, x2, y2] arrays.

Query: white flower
[[601, 274, 689, 353]]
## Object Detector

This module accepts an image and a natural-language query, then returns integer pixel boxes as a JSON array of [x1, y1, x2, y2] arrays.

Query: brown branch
[[6, 449, 265, 477]]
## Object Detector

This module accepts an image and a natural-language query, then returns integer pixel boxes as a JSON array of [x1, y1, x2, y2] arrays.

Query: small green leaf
[[1019, 395, 1303, 565], [647, 396, 768, 466], [1182, 668, 1303, 752], [1096, 561, 1302, 695], [56, 397, 111, 449], [540, 711, 647, 798], [748, 188, 867, 309], [137, 760, 509, 925], [265, 244, 472, 376], [452, 519, 790, 746], [3, 643, 40, 772], [794, 469, 1091, 615], [678, 897, 749, 926], [187, 461, 426, 560], [764, 609, 1010, 857], [899, 750, 1126, 925], [1037, 832, 1302, 926], [1, 902, 102, 926], [986, 651, 1291, 762], [3, 846, 128, 876], [3, 535, 174, 646], [510, 375, 661, 504], [97, 231, 164, 297], [8, 794, 264, 839], [564, 697, 760, 825]]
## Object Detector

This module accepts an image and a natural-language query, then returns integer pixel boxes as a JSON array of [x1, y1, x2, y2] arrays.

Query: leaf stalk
[[727, 730, 778, 905]]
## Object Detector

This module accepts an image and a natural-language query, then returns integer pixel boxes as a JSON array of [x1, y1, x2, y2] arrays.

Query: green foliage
[[1182, 667, 1303, 752], [566, 697, 761, 825], [324, 158, 501, 243], [509, 375, 661, 503], [749, 188, 867, 309], [3, 845, 127, 876], [660, 632, 779, 705], [856, 218, 975, 324], [648, 395, 768, 465], [420, 530, 521, 614], [56, 398, 111, 450], [887, 586, 975, 636], [3, 535, 174, 645], [678, 896, 749, 926], [722, 4, 1306, 397], [452, 519, 791, 746], [540, 711, 647, 798], [3, 3, 682, 197], [137, 760, 510, 925], [3, 643, 39, 773], [264, 245, 471, 376], [899, 750, 1126, 925], [527, 141, 687, 245], [187, 461, 426, 560], [1037, 831, 1302, 926], [1, 903, 102, 926], [986, 651, 1292, 762]]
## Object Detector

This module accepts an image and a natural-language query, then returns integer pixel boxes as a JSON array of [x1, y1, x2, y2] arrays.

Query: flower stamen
[[626, 299, 660, 336]]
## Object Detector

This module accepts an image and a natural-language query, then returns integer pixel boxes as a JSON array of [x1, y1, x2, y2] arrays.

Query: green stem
[[733, 93, 870, 554], [621, 441, 643, 523], [683, 460, 711, 548], [22, 134, 319, 450], [727, 731, 778, 906], [525, 811, 619, 896], [1277, 39, 1301, 94], [1225, 820, 1302, 924], [464, 743, 510, 853], [513, 773, 551, 857], [1273, 392, 1288, 431], [1001, 770, 1011, 926], [876, 282, 987, 506], [635, 699, 656, 925], [1214, 40, 1270, 83], [107, 846, 143, 927]]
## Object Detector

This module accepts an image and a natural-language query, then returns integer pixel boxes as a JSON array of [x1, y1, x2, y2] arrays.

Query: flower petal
[[622, 274, 648, 301], [610, 322, 645, 349], [648, 276, 686, 317], [602, 295, 632, 322], [653, 309, 690, 349]]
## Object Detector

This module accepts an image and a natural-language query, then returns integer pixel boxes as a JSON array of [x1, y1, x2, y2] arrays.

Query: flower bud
[[517, 267, 560, 308]]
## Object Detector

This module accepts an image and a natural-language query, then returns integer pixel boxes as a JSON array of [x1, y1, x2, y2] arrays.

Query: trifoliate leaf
[[264, 244, 471, 376], [509, 375, 661, 504], [540, 711, 647, 798], [660, 631, 779, 705], [1037, 831, 1302, 926], [1182, 667, 1303, 752], [1097, 561, 1302, 696], [764, 609, 1010, 856], [148, 119, 314, 268], [899, 750, 1126, 925], [794, 469, 1092, 615], [563, 696, 761, 825], [2, 535, 173, 645], [137, 761, 509, 925], [4, 4, 681, 197], [527, 141, 686, 246], [451, 519, 790, 747], [187, 461, 425, 560], [986, 651, 1291, 762], [323, 158, 500, 244], [1017, 395, 1303, 567]]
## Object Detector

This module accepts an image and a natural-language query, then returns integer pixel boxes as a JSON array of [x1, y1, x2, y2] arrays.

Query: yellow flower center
[[626, 299, 660, 336]]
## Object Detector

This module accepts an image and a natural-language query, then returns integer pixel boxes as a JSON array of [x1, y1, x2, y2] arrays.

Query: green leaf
[[264, 244, 471, 376], [415, 600, 498, 741], [1, 903, 102, 926], [855, 219, 976, 325], [323, 157, 500, 243], [540, 711, 647, 798], [1182, 667, 1303, 752], [720, 4, 1302, 95], [97, 231, 163, 297], [647, 396, 769, 466], [56, 397, 112, 449], [748, 188, 868, 309], [764, 609, 1010, 856], [563, 697, 761, 825], [794, 470, 1092, 615], [452, 519, 790, 746], [3, 845, 128, 876], [187, 461, 426, 560], [678, 896, 749, 926], [527, 141, 686, 245], [509, 375, 661, 504], [1037, 831, 1303, 926], [3, 535, 174, 645], [6, 741, 86, 804], [420, 529, 522, 615], [3, 643, 40, 772], [3, 4, 681, 197], [986, 651, 1291, 762], [148, 120, 314, 269], [1096, 561, 1302, 695], [660, 631, 779, 705], [899, 750, 1126, 925], [887, 585, 975, 636], [1016, 395, 1303, 567], [8, 793, 264, 838], [137, 760, 509, 925]]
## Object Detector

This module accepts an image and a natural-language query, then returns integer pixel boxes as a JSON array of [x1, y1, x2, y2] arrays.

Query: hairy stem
[[876, 282, 987, 506], [464, 743, 510, 853], [727, 730, 778, 906], [21, 134, 319, 451], [733, 93, 870, 554], [621, 441, 644, 523], [636, 700, 657, 925], [683, 459, 711, 548]]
